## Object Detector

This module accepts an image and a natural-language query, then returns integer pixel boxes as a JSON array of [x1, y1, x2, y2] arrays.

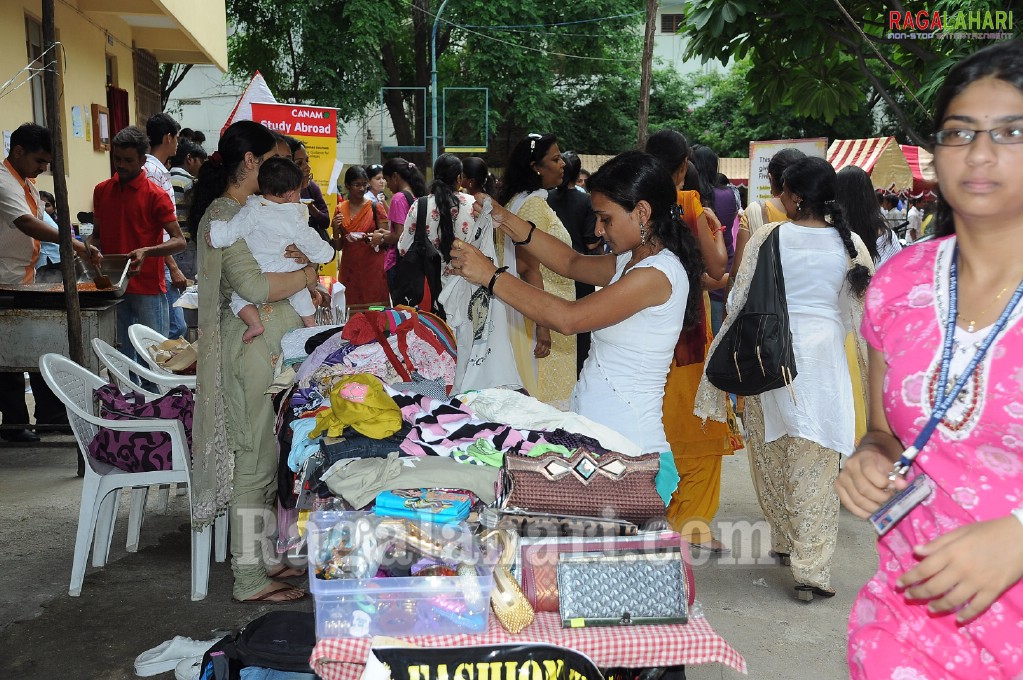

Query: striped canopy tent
[[827, 137, 914, 192], [718, 157, 749, 186], [899, 144, 939, 196]]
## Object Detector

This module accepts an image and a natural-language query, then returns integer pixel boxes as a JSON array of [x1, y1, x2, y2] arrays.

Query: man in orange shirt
[[88, 126, 185, 367], [0, 123, 99, 442]]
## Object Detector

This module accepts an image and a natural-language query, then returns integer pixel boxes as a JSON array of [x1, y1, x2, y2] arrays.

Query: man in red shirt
[[89, 125, 185, 365]]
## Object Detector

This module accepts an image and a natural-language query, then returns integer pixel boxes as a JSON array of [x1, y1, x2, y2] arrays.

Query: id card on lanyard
[[871, 244, 1023, 536]]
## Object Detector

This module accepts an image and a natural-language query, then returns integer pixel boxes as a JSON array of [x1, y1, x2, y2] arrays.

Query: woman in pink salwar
[[837, 41, 1023, 679]]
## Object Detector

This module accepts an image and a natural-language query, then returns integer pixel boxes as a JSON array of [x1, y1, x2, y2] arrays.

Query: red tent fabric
[[900, 145, 938, 196]]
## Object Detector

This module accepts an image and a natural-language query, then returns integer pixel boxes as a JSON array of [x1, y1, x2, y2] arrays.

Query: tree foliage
[[225, 0, 645, 163], [679, 0, 1015, 145], [653, 62, 875, 157]]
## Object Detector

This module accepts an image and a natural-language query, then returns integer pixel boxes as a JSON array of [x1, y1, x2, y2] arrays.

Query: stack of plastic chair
[[91, 338, 197, 514], [40, 353, 225, 600], [95, 335, 196, 394]]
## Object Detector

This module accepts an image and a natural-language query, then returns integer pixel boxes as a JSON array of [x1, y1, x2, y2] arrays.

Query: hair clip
[[670, 204, 684, 221], [527, 132, 543, 156]]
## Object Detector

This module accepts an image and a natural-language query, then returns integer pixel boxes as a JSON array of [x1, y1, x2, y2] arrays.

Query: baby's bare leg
[[238, 304, 265, 343], [300, 314, 317, 328]]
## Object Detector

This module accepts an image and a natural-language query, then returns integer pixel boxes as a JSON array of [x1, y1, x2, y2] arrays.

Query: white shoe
[[134, 636, 218, 677], [174, 656, 203, 680]]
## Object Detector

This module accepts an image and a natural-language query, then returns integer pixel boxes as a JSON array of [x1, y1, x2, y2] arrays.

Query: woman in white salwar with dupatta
[[695, 156, 873, 601]]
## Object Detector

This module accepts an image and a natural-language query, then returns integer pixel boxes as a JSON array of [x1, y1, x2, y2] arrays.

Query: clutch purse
[[519, 531, 690, 612], [501, 449, 665, 526], [557, 549, 689, 627]]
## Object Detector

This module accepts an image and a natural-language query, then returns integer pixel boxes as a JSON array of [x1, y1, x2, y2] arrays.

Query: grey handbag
[[556, 548, 689, 627]]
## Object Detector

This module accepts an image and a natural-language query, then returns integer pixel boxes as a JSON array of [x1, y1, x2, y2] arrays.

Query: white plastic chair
[[93, 336, 196, 394], [40, 353, 225, 600], [129, 323, 184, 375]]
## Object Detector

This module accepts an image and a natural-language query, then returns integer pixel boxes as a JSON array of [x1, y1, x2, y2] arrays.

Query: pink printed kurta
[[849, 237, 1023, 679]]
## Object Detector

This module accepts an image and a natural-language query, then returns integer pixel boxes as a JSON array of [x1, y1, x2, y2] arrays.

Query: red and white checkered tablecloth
[[310, 611, 747, 678]]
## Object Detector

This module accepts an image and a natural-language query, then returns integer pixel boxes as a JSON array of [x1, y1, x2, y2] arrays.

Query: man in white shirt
[[906, 197, 923, 242], [0, 123, 99, 442], [144, 112, 189, 339]]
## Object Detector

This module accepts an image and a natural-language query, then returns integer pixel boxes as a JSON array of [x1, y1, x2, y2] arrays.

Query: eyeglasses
[[933, 125, 1023, 146], [349, 182, 369, 190]]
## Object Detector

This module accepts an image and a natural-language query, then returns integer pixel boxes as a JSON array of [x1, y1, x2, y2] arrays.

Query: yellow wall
[[156, 0, 228, 70], [1, 1, 135, 216], [1, 0, 226, 218]]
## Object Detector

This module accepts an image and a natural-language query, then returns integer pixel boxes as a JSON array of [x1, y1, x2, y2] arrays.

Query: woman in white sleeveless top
[[450, 150, 704, 456]]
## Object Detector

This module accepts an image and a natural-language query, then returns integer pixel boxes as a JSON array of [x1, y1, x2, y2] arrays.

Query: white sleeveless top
[[569, 249, 690, 453]]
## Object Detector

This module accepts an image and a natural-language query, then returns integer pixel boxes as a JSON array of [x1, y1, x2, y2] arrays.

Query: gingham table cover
[[310, 611, 747, 678]]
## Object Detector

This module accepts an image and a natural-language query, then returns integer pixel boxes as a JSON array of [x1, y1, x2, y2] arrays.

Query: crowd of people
[[1, 38, 1021, 678]]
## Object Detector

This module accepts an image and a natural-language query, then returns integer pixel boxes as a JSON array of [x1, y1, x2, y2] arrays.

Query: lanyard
[[891, 244, 1023, 478]]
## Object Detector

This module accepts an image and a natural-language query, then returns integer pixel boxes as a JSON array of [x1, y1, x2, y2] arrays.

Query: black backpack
[[389, 196, 444, 318], [199, 611, 316, 680], [705, 227, 798, 396]]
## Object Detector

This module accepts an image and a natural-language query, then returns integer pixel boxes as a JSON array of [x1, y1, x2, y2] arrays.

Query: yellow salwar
[[500, 195, 576, 406], [664, 291, 734, 544]]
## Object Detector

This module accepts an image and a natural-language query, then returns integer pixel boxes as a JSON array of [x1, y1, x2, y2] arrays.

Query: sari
[[337, 199, 389, 307]]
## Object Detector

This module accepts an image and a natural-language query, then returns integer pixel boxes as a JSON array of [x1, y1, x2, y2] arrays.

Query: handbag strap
[[369, 317, 413, 383], [413, 196, 429, 248]]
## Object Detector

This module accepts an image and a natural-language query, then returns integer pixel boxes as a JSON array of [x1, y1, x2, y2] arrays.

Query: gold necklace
[[959, 285, 1009, 332]]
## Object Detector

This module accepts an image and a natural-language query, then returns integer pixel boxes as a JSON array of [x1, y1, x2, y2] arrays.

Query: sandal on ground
[[795, 584, 836, 602], [769, 550, 791, 566], [233, 582, 308, 604], [266, 564, 307, 580]]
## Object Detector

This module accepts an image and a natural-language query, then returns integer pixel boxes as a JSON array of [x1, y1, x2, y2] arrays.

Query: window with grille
[[661, 13, 685, 33], [133, 48, 162, 124]]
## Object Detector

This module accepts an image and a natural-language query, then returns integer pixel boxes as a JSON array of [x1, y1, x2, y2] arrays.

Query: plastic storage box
[[308, 511, 495, 638]]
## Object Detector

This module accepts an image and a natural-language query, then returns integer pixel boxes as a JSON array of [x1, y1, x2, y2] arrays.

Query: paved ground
[[0, 434, 876, 679]]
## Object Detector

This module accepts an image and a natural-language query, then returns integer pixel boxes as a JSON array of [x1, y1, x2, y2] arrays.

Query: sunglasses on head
[[367, 164, 383, 173]]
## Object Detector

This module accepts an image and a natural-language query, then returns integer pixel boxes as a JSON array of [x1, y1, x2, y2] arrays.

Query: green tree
[[679, 0, 1014, 145], [653, 62, 875, 157], [226, 0, 646, 162]]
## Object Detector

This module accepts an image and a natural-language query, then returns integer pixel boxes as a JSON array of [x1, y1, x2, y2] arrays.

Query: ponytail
[[430, 153, 462, 261], [588, 150, 704, 331], [382, 157, 427, 197], [782, 156, 871, 298], [825, 200, 871, 297]]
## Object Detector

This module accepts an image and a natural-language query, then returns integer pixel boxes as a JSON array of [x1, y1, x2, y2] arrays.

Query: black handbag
[[389, 196, 444, 317], [705, 227, 797, 396]]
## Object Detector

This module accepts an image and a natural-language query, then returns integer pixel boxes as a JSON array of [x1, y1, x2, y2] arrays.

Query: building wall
[[1, 1, 139, 216], [653, 2, 728, 76]]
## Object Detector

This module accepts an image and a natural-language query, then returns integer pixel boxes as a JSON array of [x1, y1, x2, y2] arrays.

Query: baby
[[208, 157, 336, 342]]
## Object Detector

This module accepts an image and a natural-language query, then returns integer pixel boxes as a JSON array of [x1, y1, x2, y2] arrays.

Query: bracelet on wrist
[[1012, 507, 1023, 529], [487, 266, 509, 296], [511, 221, 537, 246]]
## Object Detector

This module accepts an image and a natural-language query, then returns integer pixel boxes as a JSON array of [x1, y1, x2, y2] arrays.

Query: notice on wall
[[2, 131, 10, 156], [71, 106, 85, 138], [748, 138, 828, 205]]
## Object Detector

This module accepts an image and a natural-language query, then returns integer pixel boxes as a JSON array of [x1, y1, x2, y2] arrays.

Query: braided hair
[[781, 156, 871, 297], [587, 150, 705, 330], [429, 153, 463, 262]]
